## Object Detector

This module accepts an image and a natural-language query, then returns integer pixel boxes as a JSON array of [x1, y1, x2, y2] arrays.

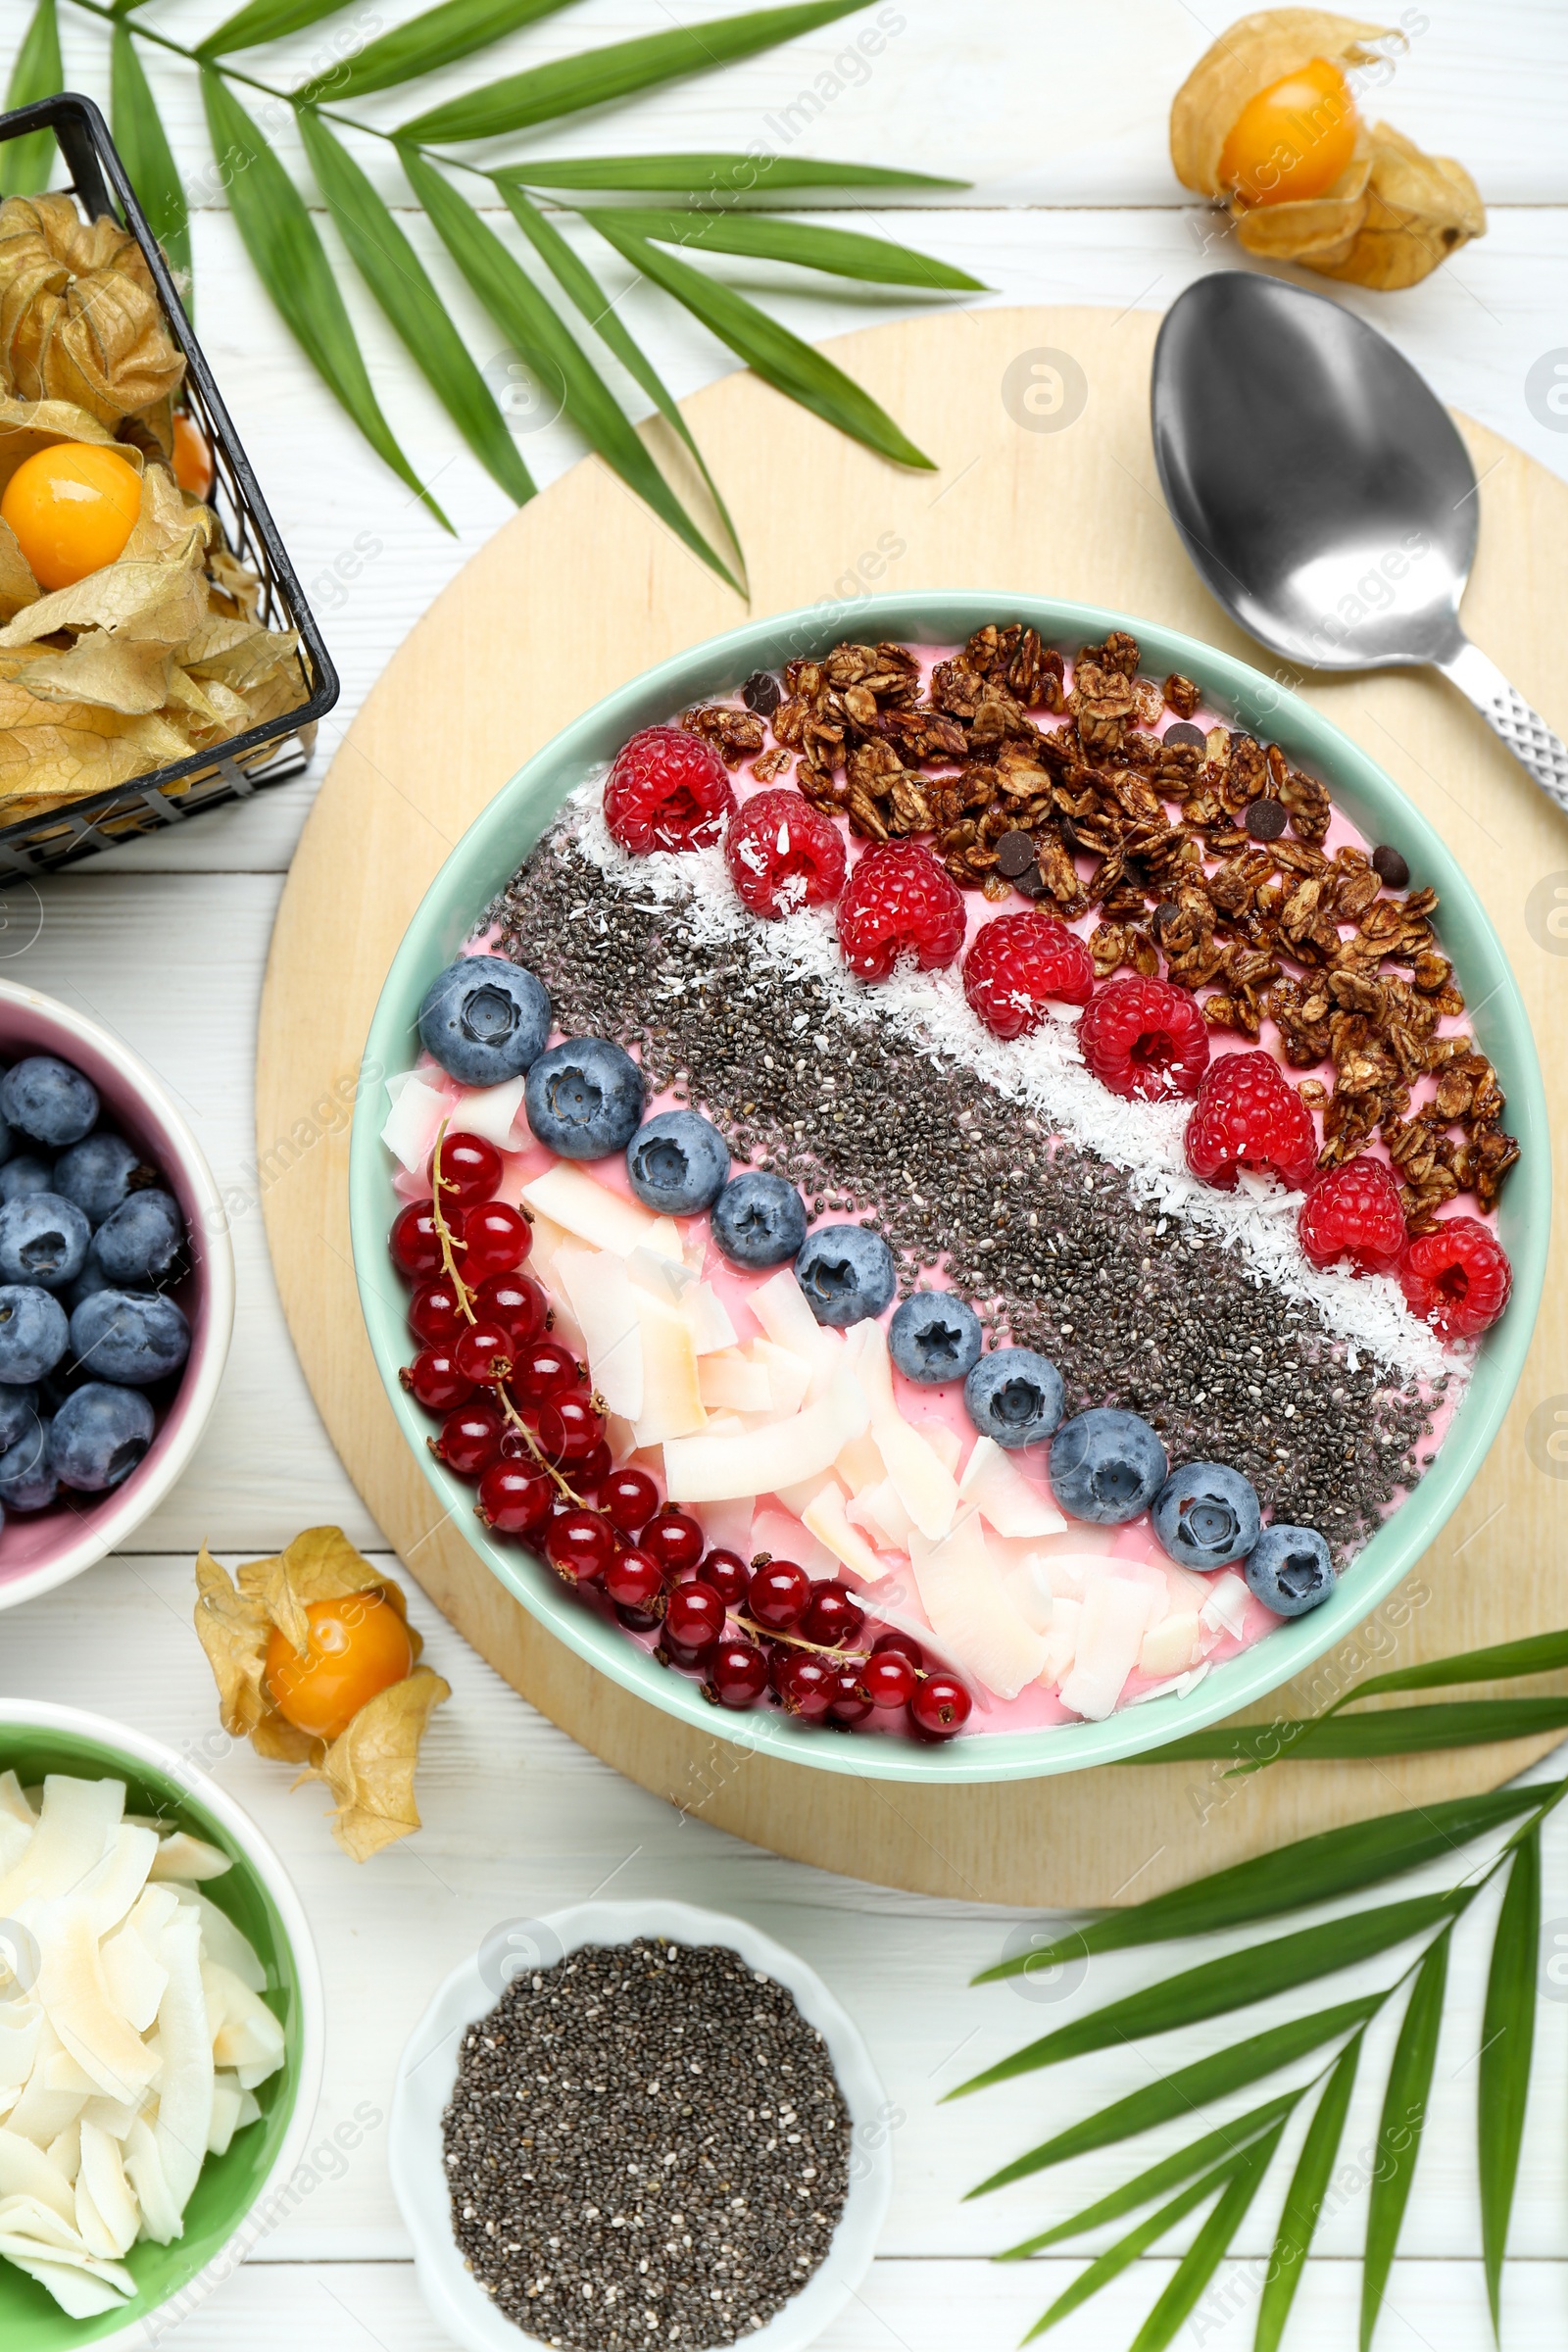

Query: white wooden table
[[4, 4, 1568, 2343]]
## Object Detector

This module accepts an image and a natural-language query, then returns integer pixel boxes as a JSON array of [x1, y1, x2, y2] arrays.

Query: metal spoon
[[1151, 271, 1568, 818]]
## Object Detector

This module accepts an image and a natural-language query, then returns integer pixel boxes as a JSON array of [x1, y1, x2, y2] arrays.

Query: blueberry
[[1152, 1462, 1262, 1571], [889, 1292, 984, 1386], [0, 1194, 90, 1291], [0, 1412, 54, 1511], [0, 1285, 69, 1384], [418, 956, 551, 1087], [1050, 1407, 1169, 1523], [0, 1055, 98, 1149], [70, 1291, 190, 1387], [710, 1173, 807, 1270], [65, 1258, 117, 1309], [1245, 1525, 1335, 1617], [524, 1038, 645, 1159], [625, 1111, 730, 1214], [0, 1104, 11, 1165], [0, 1383, 37, 1449], [964, 1347, 1065, 1447], [794, 1224, 897, 1329], [89, 1190, 183, 1287], [49, 1382, 156, 1493], [0, 1153, 57, 1207], [53, 1133, 152, 1227]]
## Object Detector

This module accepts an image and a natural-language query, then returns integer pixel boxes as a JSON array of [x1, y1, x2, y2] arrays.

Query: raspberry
[[836, 843, 966, 981], [604, 726, 734, 856], [1399, 1216, 1512, 1339], [963, 911, 1095, 1038], [1077, 975, 1209, 1101], [1298, 1156, 1408, 1276], [724, 788, 846, 916], [1185, 1050, 1320, 1191]]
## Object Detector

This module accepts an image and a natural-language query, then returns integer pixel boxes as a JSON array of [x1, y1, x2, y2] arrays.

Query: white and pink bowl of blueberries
[[0, 980, 233, 1611]]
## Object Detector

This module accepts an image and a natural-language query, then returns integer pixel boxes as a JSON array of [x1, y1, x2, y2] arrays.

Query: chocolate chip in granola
[[1245, 798, 1287, 842], [742, 668, 782, 716], [994, 828, 1037, 879], [1163, 721, 1206, 750], [1371, 844, 1410, 889], [1011, 861, 1050, 901]]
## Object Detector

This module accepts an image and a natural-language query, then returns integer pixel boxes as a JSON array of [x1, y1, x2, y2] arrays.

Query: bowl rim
[[388, 1895, 893, 2352], [0, 979, 235, 1614], [350, 589, 1550, 1785], [0, 1697, 325, 2349]]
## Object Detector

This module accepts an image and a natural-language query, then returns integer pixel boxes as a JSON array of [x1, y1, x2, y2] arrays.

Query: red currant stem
[[490, 1379, 583, 1506], [729, 1612, 930, 1677], [428, 1121, 477, 1325]]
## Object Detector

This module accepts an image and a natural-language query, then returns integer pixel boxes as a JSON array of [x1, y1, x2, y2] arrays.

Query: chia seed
[[490, 837, 1439, 1561], [442, 1938, 851, 2349]]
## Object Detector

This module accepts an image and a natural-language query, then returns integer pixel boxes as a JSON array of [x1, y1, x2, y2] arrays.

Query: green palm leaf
[[296, 0, 578, 104], [1129, 2122, 1288, 2352], [966, 1997, 1378, 2198], [200, 73, 449, 527], [1143, 1694, 1568, 1763], [999, 2093, 1300, 2261], [401, 147, 739, 588], [1478, 1826, 1540, 2336], [588, 214, 934, 468], [1360, 1933, 1448, 2352], [197, 0, 352, 56], [494, 180, 742, 582], [953, 1895, 1458, 2097], [110, 23, 191, 297], [580, 205, 985, 291], [296, 110, 534, 506], [1255, 2035, 1361, 2352], [1, 0, 63, 197], [500, 152, 963, 192], [400, 0, 867, 142], [974, 1786, 1548, 1983], [1022, 2155, 1251, 2345]]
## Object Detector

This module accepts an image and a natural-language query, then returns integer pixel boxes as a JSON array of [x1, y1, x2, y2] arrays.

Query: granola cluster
[[678, 624, 1518, 1232]]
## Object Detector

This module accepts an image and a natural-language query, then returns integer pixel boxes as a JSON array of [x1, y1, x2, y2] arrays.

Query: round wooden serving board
[[259, 306, 1568, 1908]]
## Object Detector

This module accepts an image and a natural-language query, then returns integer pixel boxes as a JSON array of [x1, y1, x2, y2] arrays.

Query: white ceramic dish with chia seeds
[[388, 1897, 894, 2352], [351, 592, 1549, 1781]]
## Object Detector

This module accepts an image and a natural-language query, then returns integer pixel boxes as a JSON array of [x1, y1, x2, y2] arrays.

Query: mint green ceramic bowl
[[0, 1701, 323, 2348], [350, 593, 1548, 1785]]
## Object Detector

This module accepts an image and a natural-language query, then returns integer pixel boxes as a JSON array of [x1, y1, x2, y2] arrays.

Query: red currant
[[708, 1641, 769, 1709], [461, 1200, 529, 1279], [454, 1319, 516, 1384], [859, 1651, 916, 1709], [615, 1600, 665, 1634], [747, 1559, 810, 1632], [409, 1278, 464, 1346], [827, 1666, 874, 1726], [662, 1635, 716, 1671], [545, 1508, 615, 1583], [664, 1579, 727, 1651], [872, 1630, 924, 1670], [602, 1467, 660, 1535], [512, 1338, 580, 1403], [800, 1581, 865, 1649], [475, 1461, 555, 1537], [574, 1440, 612, 1494], [642, 1509, 706, 1578], [432, 1399, 504, 1477], [472, 1271, 546, 1345], [689, 1548, 748, 1608], [537, 1394, 605, 1464], [390, 1200, 444, 1280], [428, 1133, 503, 1212], [910, 1672, 972, 1739], [604, 1546, 664, 1611], [401, 1347, 474, 1413], [772, 1651, 836, 1720]]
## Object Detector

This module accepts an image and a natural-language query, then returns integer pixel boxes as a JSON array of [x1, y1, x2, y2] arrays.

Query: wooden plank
[[256, 302, 1568, 1909]]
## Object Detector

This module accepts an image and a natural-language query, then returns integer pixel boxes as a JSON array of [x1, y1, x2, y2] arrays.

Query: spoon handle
[[1437, 640, 1568, 818]]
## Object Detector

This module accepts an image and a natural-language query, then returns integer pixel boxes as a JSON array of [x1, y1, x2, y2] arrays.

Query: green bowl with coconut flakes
[[349, 591, 1549, 1784], [0, 1701, 323, 2349]]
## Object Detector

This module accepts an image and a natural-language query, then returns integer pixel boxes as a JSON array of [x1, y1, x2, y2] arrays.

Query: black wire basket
[[0, 91, 338, 881]]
